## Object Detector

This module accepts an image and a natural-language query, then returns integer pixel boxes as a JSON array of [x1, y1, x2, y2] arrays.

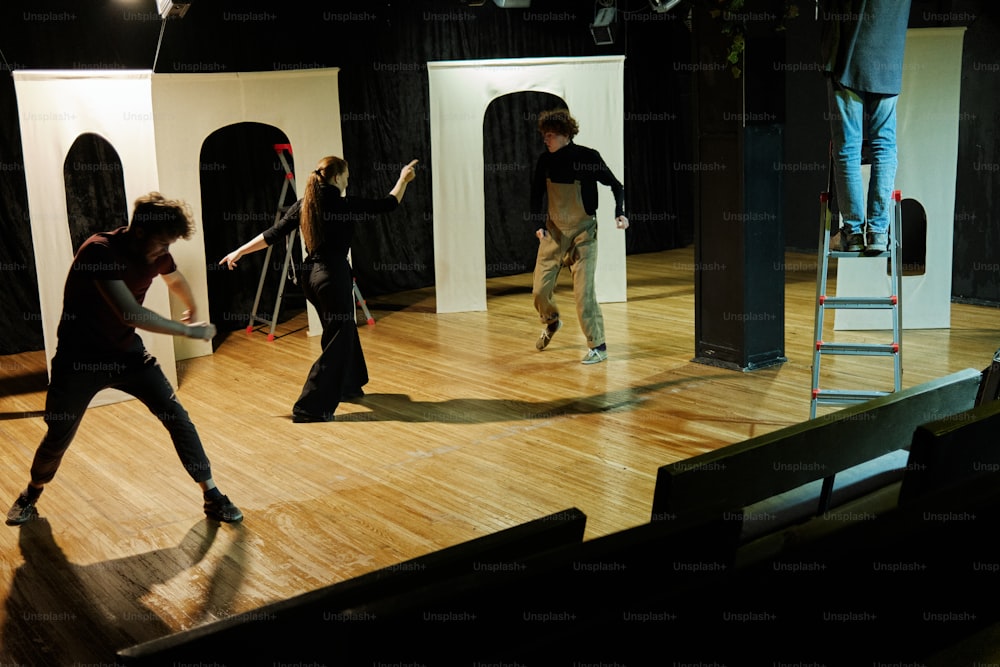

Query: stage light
[[590, 2, 616, 46], [157, 0, 192, 19], [649, 0, 682, 11], [492, 0, 531, 7]]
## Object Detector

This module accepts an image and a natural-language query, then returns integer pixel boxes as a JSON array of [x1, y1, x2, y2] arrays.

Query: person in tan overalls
[[530, 109, 628, 364]]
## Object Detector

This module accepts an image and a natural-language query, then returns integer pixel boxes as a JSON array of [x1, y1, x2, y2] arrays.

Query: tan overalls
[[531, 179, 604, 348]]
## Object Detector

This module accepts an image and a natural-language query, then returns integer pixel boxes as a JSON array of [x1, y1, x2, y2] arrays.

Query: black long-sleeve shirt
[[530, 142, 626, 224], [262, 183, 398, 262]]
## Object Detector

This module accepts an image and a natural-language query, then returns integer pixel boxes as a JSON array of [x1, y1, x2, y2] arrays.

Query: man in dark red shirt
[[6, 192, 242, 526]]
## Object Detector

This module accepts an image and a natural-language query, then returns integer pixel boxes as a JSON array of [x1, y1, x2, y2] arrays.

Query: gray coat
[[820, 0, 913, 95]]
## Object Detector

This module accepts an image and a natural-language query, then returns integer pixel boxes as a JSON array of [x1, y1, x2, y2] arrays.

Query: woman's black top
[[262, 183, 398, 262]]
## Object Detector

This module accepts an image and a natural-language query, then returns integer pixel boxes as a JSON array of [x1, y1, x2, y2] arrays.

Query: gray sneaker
[[581, 347, 608, 364], [536, 320, 562, 351], [6, 494, 39, 526]]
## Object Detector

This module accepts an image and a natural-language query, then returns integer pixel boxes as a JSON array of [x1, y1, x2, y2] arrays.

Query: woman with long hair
[[221, 155, 418, 422]]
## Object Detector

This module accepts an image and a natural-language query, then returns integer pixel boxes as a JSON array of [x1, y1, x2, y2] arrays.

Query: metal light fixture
[[157, 0, 192, 19], [590, 1, 616, 46], [649, 0, 682, 12]]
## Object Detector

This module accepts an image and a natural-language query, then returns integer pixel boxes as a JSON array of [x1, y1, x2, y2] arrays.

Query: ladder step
[[813, 389, 891, 404], [816, 341, 900, 355], [828, 250, 890, 259], [819, 296, 897, 308]]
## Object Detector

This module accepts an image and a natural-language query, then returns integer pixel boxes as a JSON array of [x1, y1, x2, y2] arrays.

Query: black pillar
[[690, 4, 787, 371]]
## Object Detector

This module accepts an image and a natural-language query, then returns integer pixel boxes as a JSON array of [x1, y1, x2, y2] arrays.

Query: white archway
[[834, 28, 965, 330], [428, 56, 627, 313], [14, 68, 341, 405]]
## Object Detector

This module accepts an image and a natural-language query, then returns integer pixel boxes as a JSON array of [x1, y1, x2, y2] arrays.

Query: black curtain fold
[[0, 73, 41, 356]]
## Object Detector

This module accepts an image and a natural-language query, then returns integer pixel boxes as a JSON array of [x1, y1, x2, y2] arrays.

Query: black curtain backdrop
[[0, 72, 40, 355], [951, 6, 1000, 305], [1, 0, 996, 356]]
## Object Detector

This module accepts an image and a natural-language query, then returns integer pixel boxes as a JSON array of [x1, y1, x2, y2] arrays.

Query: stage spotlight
[[157, 0, 192, 19], [649, 0, 682, 12], [492, 0, 531, 7], [590, 2, 616, 46]]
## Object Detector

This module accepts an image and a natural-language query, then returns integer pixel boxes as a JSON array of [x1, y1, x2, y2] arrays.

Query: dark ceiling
[[0, 0, 651, 74], [2, 0, 990, 76]]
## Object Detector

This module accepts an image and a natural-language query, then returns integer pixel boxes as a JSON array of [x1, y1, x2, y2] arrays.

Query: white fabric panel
[[13, 70, 174, 407], [428, 56, 627, 313], [14, 68, 343, 408], [152, 68, 343, 345], [835, 28, 965, 330]]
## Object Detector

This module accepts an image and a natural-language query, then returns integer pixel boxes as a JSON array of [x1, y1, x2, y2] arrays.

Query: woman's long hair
[[300, 155, 348, 254]]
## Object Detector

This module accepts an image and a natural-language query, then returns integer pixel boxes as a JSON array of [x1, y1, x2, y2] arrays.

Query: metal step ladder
[[247, 143, 374, 341], [247, 143, 300, 341], [809, 183, 904, 419]]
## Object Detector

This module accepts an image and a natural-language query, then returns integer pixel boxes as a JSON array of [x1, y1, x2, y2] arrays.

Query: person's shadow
[[1, 516, 248, 665], [335, 376, 723, 423]]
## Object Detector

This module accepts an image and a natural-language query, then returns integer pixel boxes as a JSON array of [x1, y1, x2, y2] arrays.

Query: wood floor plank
[[0, 247, 997, 662]]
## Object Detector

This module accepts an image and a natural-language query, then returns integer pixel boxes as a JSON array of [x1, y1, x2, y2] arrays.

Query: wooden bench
[[653, 397, 1000, 662], [900, 396, 1000, 504], [726, 456, 1000, 663], [304, 510, 741, 663], [117, 507, 586, 665], [650, 368, 983, 543]]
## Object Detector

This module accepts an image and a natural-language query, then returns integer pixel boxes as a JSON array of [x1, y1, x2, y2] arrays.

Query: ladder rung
[[828, 250, 890, 259], [816, 342, 900, 355], [819, 296, 897, 308], [813, 389, 891, 403], [249, 315, 275, 327]]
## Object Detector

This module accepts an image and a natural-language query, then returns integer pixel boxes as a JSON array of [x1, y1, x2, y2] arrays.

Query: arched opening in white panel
[[64, 133, 128, 252], [897, 198, 927, 277], [199, 122, 303, 340], [482, 91, 566, 288]]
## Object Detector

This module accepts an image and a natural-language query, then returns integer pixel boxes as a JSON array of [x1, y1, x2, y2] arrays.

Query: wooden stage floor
[[1, 247, 997, 662]]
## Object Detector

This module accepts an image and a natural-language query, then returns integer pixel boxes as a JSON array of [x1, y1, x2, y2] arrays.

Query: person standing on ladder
[[820, 0, 912, 254], [220, 156, 418, 423]]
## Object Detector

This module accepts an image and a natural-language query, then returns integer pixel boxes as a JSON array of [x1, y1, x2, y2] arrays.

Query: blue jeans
[[29, 342, 213, 485], [828, 81, 899, 236]]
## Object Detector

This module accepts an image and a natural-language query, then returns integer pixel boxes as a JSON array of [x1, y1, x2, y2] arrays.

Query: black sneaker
[[204, 495, 243, 523], [6, 493, 39, 526]]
